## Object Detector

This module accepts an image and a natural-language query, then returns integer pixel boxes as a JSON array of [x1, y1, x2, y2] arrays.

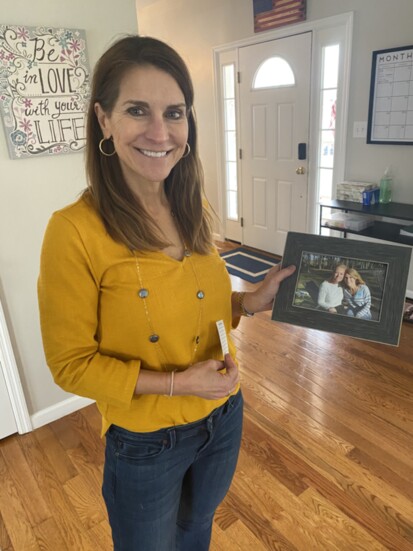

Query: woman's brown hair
[[84, 35, 214, 253]]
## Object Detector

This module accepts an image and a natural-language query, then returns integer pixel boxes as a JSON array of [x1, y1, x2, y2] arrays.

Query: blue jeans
[[102, 391, 243, 551]]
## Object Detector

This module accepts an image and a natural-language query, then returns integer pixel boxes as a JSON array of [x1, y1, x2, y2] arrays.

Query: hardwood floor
[[1, 241, 413, 550]]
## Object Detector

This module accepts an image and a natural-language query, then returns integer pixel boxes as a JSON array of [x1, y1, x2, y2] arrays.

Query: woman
[[343, 268, 372, 319], [317, 264, 347, 313], [37, 35, 295, 551]]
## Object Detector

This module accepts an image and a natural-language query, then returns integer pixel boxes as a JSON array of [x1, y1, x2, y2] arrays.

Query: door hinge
[[240, 217, 244, 227], [237, 71, 241, 83], [239, 148, 243, 159]]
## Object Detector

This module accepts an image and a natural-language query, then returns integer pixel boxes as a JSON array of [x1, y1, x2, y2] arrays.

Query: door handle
[[296, 166, 305, 175]]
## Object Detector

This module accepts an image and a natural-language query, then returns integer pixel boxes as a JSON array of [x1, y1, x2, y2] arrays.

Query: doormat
[[220, 247, 279, 283]]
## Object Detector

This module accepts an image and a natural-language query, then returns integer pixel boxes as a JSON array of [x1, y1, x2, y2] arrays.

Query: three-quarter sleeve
[[38, 212, 140, 408]]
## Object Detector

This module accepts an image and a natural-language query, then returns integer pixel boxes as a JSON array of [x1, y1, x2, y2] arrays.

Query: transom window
[[253, 56, 295, 89]]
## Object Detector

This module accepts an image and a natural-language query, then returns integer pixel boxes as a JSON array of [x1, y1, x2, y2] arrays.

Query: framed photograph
[[367, 44, 413, 145], [272, 232, 412, 346]]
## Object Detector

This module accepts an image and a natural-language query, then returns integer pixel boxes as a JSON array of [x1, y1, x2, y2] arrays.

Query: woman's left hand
[[243, 263, 296, 314]]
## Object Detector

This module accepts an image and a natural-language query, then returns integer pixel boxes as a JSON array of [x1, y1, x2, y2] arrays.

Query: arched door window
[[253, 56, 295, 89]]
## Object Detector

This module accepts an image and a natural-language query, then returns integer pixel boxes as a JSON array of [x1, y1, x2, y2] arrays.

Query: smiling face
[[95, 65, 189, 191], [344, 273, 356, 287], [331, 266, 346, 284]]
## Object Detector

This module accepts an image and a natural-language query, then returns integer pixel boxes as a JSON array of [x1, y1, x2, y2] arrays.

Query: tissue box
[[336, 181, 378, 203]]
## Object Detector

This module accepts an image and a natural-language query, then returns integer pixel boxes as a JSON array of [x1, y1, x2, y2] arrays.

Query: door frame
[[213, 12, 353, 244], [0, 299, 32, 434]]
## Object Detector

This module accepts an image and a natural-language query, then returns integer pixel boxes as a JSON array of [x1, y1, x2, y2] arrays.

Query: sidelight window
[[222, 63, 238, 220]]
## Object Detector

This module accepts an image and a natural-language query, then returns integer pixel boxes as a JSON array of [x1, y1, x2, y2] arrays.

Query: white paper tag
[[216, 320, 229, 356]]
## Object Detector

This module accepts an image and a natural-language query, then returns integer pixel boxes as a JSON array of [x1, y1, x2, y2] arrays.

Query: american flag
[[253, 0, 306, 33]]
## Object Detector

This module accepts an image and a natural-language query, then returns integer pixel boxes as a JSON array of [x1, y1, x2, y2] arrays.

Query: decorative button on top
[[184, 249, 192, 257], [196, 291, 205, 299], [149, 334, 159, 343], [138, 288, 149, 298]]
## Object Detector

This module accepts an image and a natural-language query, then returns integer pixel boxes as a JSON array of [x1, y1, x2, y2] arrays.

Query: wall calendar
[[367, 45, 413, 145]]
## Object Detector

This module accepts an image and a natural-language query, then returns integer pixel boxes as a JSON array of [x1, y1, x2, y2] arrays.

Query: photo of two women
[[292, 252, 388, 322]]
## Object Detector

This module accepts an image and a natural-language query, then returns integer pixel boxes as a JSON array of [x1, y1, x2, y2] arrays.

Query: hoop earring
[[99, 137, 116, 157], [181, 143, 191, 159]]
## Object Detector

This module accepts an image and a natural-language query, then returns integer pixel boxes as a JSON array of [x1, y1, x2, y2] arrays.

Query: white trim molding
[[0, 300, 32, 434], [31, 395, 95, 430]]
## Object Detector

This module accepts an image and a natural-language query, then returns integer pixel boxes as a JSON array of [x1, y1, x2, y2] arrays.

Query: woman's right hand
[[174, 354, 239, 400]]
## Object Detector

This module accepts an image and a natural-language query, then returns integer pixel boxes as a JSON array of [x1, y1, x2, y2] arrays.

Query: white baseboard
[[30, 395, 95, 430], [406, 289, 413, 299]]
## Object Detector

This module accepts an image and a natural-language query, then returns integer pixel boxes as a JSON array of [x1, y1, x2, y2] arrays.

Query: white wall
[[0, 0, 138, 420], [137, 0, 413, 212]]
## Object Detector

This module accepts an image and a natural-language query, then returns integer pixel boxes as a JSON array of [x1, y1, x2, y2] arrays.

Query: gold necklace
[[133, 248, 205, 371]]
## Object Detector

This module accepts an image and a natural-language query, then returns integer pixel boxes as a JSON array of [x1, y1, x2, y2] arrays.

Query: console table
[[319, 200, 413, 246]]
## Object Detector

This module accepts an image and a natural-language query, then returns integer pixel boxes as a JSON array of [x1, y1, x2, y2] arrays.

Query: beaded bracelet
[[237, 291, 255, 317]]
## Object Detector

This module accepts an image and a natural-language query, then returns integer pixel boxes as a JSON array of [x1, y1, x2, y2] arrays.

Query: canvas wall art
[[0, 24, 90, 159]]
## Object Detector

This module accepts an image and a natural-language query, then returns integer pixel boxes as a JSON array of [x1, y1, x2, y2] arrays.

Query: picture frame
[[272, 232, 412, 346], [367, 44, 413, 145]]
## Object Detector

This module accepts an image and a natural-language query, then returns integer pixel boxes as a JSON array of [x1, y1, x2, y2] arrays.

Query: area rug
[[220, 247, 279, 283]]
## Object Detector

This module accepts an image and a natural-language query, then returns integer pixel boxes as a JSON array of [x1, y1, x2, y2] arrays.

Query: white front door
[[239, 32, 311, 255]]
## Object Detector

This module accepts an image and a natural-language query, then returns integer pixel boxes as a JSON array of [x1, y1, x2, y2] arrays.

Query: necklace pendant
[[134, 249, 203, 368]]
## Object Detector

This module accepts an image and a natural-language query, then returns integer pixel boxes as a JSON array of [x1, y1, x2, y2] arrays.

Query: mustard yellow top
[[38, 197, 239, 435]]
